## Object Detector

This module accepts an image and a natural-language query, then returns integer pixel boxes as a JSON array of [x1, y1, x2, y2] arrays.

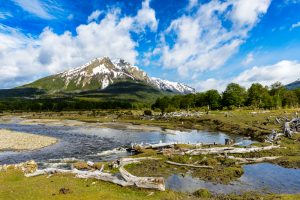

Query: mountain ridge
[[22, 57, 195, 94], [286, 79, 300, 90]]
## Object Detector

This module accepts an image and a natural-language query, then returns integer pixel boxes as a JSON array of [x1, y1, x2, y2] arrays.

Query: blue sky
[[0, 0, 300, 91]]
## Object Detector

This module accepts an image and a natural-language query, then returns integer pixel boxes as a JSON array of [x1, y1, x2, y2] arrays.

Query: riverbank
[[2, 109, 299, 139], [0, 169, 299, 200], [0, 129, 58, 151]]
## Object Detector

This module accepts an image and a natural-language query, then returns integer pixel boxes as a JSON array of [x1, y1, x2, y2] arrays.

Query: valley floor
[[0, 109, 300, 199]]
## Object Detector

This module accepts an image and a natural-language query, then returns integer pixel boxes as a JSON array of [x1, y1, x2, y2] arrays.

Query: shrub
[[193, 189, 212, 198], [144, 110, 152, 116]]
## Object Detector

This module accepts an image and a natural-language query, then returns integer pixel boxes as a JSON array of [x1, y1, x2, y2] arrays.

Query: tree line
[[0, 98, 134, 112], [152, 82, 300, 113]]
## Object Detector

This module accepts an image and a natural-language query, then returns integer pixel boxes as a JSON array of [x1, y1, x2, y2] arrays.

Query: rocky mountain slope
[[22, 57, 195, 94], [286, 79, 300, 90]]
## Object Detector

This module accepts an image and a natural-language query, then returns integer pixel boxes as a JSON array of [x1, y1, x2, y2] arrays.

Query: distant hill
[[0, 88, 45, 98], [286, 79, 300, 90]]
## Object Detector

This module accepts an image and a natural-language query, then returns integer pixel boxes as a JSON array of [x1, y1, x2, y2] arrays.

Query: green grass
[[0, 170, 192, 200], [1, 170, 299, 200]]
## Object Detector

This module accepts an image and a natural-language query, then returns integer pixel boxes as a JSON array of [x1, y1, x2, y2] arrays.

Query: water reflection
[[166, 163, 300, 194], [0, 123, 251, 164]]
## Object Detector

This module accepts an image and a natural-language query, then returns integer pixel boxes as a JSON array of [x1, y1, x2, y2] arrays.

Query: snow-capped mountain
[[23, 57, 195, 94], [150, 77, 195, 94]]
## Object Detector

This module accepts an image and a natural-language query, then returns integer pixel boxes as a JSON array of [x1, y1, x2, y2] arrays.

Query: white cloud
[[290, 21, 300, 30], [0, 0, 157, 88], [193, 78, 228, 92], [87, 10, 102, 23], [192, 60, 300, 92], [12, 0, 54, 19], [242, 53, 254, 65], [231, 0, 271, 27], [188, 0, 198, 10], [134, 0, 158, 32], [233, 60, 300, 88], [160, 0, 271, 77]]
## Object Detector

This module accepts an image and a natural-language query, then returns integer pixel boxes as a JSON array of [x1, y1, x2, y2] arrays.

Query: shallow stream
[[0, 121, 299, 194]]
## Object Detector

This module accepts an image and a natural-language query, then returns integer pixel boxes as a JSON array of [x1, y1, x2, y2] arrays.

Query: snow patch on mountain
[[58, 57, 195, 94], [150, 77, 195, 94]]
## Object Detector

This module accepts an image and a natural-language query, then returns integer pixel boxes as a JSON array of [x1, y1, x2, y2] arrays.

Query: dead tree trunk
[[24, 157, 165, 191], [165, 161, 213, 169], [283, 118, 300, 138], [186, 145, 281, 155]]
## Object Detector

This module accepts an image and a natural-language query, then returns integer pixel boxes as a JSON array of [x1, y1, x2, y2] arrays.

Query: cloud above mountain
[[0, 0, 299, 91], [159, 0, 271, 77], [0, 0, 158, 88]]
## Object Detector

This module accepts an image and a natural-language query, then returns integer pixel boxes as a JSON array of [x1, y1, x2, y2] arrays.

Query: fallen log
[[120, 157, 160, 166], [165, 161, 213, 169], [119, 166, 165, 191], [119, 157, 165, 191], [266, 130, 284, 142], [26, 168, 133, 187], [25, 157, 165, 191], [283, 118, 300, 138], [218, 156, 281, 164], [186, 145, 281, 155]]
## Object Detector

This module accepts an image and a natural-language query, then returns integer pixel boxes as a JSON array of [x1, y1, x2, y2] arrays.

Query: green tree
[[270, 82, 286, 108], [180, 94, 195, 111], [295, 88, 300, 104], [205, 90, 221, 110], [282, 90, 298, 108], [195, 92, 206, 108], [247, 83, 270, 108], [222, 83, 247, 108], [152, 96, 171, 114]]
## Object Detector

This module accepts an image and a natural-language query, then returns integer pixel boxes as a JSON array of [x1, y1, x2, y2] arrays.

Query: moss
[[191, 166, 243, 184], [73, 162, 90, 170]]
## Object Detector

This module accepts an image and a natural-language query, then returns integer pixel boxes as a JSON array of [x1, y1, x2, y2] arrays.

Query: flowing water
[[0, 122, 251, 164], [0, 121, 299, 194]]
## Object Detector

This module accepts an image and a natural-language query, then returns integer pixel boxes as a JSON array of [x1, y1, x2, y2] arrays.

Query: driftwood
[[186, 145, 281, 155], [284, 118, 300, 138], [25, 167, 132, 186], [165, 161, 213, 169], [266, 130, 284, 142], [25, 157, 165, 191], [119, 166, 165, 191], [218, 155, 280, 164]]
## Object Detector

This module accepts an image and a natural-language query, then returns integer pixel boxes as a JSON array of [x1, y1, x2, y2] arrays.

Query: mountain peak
[[23, 57, 195, 94]]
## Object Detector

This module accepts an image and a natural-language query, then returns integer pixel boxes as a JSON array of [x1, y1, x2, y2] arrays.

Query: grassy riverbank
[[0, 169, 299, 200]]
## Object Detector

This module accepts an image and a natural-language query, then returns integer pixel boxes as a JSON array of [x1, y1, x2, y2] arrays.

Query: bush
[[193, 189, 212, 198], [144, 110, 152, 116]]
